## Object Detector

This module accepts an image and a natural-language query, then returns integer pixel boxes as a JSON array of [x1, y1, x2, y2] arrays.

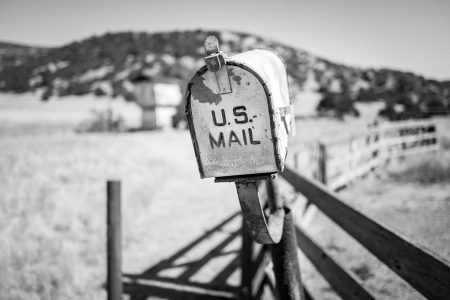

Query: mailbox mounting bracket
[[216, 172, 284, 244], [235, 179, 284, 244], [204, 36, 232, 94]]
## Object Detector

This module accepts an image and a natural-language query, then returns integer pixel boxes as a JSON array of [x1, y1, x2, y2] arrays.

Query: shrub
[[75, 109, 124, 133]]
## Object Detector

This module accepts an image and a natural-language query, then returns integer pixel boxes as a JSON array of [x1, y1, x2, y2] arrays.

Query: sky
[[0, 0, 449, 80]]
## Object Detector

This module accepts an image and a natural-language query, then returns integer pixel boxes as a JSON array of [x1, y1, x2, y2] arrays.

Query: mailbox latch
[[204, 36, 232, 94], [205, 52, 225, 72]]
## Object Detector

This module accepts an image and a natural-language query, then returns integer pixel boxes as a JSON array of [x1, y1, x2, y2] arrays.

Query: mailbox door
[[187, 63, 278, 178]]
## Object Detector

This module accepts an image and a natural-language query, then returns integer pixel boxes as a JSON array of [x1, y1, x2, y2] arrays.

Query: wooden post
[[266, 178, 304, 300], [270, 209, 305, 300], [107, 180, 122, 300], [318, 143, 327, 185], [241, 219, 254, 299]]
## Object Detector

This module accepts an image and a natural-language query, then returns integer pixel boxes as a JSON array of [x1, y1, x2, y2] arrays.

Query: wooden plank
[[328, 157, 382, 190], [324, 120, 436, 148], [382, 132, 437, 146], [388, 144, 439, 157], [327, 143, 379, 163], [295, 226, 375, 300], [379, 120, 435, 131], [327, 150, 380, 179], [329, 132, 436, 165], [324, 131, 375, 147], [281, 167, 450, 299]]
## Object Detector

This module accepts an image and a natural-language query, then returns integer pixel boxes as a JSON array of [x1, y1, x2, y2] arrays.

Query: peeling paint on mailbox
[[186, 49, 293, 179]]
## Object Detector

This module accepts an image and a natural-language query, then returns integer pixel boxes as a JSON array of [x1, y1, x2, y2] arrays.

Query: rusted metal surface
[[235, 181, 284, 244], [186, 50, 293, 179], [204, 35, 232, 94], [107, 180, 122, 300], [188, 64, 278, 178]]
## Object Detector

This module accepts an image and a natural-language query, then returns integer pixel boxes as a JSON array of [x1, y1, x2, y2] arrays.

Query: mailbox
[[186, 38, 294, 180]]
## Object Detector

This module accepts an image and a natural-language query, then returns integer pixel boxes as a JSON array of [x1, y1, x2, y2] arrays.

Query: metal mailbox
[[186, 38, 294, 180]]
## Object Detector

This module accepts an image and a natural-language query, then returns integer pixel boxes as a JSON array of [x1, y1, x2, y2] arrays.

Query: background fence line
[[295, 119, 439, 192]]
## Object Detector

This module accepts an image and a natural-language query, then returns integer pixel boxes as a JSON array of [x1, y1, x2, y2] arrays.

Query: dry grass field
[[0, 93, 448, 300]]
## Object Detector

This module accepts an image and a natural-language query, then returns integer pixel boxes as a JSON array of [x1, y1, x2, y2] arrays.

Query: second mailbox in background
[[186, 49, 294, 179]]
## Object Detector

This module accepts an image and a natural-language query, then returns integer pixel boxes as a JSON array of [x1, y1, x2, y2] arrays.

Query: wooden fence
[[107, 119, 448, 299], [240, 119, 449, 299], [278, 167, 450, 300], [238, 165, 450, 299], [295, 119, 439, 191]]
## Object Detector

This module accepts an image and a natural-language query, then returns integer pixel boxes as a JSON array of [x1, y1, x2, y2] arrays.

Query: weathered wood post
[[107, 180, 122, 300], [318, 142, 327, 185], [270, 209, 304, 300], [267, 179, 304, 300]]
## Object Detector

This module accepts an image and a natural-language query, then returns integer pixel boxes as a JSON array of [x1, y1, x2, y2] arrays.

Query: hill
[[0, 30, 448, 119]]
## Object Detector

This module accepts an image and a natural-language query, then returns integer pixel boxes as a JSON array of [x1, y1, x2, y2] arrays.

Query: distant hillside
[[0, 41, 49, 65], [0, 30, 448, 119], [0, 42, 50, 92]]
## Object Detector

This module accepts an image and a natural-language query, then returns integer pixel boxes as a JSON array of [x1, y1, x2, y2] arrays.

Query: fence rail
[[281, 167, 450, 299]]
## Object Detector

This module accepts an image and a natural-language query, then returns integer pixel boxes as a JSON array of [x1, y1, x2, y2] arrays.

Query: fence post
[[318, 142, 327, 185], [267, 178, 304, 300], [270, 209, 305, 300], [107, 180, 122, 300], [241, 219, 254, 299]]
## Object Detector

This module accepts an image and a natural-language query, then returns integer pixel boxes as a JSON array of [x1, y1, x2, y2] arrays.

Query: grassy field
[[294, 119, 450, 300], [0, 93, 448, 299]]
